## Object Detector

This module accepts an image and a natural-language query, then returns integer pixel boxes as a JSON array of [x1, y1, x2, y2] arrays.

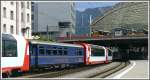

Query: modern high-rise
[[1, 1, 32, 39], [32, 2, 75, 38]]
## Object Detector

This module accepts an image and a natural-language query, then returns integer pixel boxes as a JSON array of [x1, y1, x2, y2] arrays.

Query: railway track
[[14, 64, 105, 78], [89, 61, 129, 78], [56, 61, 129, 78], [13, 61, 129, 78]]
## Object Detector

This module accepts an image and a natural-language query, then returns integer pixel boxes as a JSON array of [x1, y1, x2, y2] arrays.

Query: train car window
[[2, 42, 5, 56], [108, 50, 112, 56], [58, 50, 63, 55], [76, 49, 78, 55], [46, 49, 52, 55], [39, 48, 45, 55], [39, 46, 44, 48], [57, 48, 63, 55], [2, 34, 17, 57], [62, 47, 68, 55], [76, 48, 82, 56], [91, 48, 105, 56], [64, 50, 68, 55], [53, 50, 57, 55], [79, 50, 82, 55], [32, 45, 38, 55], [53, 47, 57, 49]]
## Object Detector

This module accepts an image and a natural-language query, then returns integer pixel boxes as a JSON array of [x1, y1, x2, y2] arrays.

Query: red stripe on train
[[105, 48, 108, 63], [74, 43, 88, 65], [2, 66, 22, 73], [21, 39, 29, 71], [89, 61, 105, 65]]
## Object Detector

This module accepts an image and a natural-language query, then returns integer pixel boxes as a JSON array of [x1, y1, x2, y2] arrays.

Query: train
[[1, 33, 113, 78]]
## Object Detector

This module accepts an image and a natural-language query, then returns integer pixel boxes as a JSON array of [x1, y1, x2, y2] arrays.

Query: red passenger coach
[[75, 43, 113, 65]]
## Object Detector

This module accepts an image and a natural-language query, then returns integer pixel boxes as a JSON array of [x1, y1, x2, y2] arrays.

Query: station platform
[[106, 60, 149, 79]]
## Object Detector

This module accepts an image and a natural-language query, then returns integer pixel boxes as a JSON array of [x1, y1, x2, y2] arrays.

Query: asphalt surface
[[106, 60, 149, 79]]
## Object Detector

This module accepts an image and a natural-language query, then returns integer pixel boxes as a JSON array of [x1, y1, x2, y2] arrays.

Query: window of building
[[31, 2, 34, 4], [21, 12, 24, 22], [31, 6, 34, 11], [31, 14, 34, 20], [32, 23, 34, 29], [27, 2, 30, 9], [10, 25, 14, 34], [10, 2, 14, 5], [3, 24, 6, 32], [10, 11, 14, 20], [58, 22, 71, 28], [27, 14, 30, 22], [26, 26, 30, 38], [21, 2, 24, 8], [3, 7, 6, 18]]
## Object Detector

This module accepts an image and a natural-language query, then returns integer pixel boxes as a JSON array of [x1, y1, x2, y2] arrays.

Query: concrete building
[[32, 2, 75, 39], [1, 1, 32, 39]]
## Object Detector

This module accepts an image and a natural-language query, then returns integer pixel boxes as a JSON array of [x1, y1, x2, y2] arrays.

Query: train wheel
[[2, 72, 10, 78], [60, 64, 66, 69], [105, 61, 108, 64], [11, 70, 22, 77]]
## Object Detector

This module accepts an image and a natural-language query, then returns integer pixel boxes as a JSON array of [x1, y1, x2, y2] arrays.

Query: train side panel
[[29, 42, 84, 68], [80, 44, 113, 65], [1, 34, 29, 76], [107, 48, 113, 62], [89, 45, 106, 64]]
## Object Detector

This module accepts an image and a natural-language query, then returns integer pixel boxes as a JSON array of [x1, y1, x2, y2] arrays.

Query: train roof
[[89, 44, 105, 48], [2, 33, 25, 41], [30, 40, 83, 48]]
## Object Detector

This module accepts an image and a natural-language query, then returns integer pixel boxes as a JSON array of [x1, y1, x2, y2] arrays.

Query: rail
[[89, 61, 129, 78]]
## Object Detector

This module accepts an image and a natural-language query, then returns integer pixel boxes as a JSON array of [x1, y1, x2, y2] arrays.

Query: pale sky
[[75, 2, 119, 11]]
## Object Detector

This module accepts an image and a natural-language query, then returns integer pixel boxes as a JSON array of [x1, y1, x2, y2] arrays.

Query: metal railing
[[56, 34, 148, 41]]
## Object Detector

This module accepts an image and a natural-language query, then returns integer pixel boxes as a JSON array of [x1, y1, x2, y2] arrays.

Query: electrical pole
[[82, 14, 83, 27], [47, 25, 49, 40], [89, 15, 92, 37]]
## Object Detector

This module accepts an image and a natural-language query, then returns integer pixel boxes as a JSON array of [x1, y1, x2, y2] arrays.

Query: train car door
[[30, 44, 38, 68]]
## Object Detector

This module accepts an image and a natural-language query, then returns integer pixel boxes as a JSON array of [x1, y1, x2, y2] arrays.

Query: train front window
[[91, 47, 105, 56], [2, 34, 17, 57]]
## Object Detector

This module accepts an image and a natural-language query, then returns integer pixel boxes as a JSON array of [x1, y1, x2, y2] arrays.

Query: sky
[[75, 2, 119, 11]]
